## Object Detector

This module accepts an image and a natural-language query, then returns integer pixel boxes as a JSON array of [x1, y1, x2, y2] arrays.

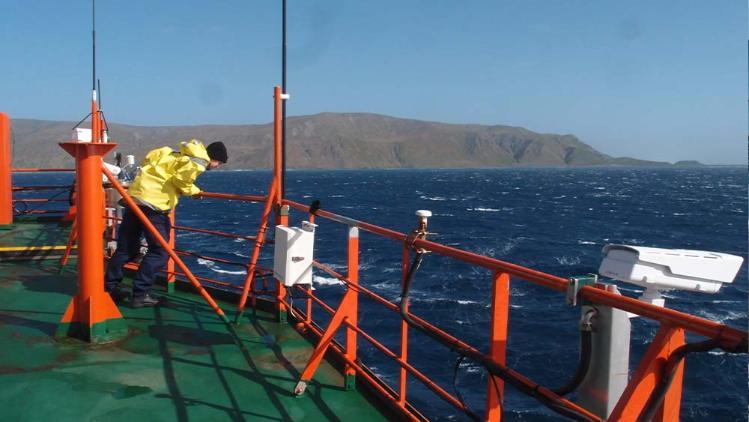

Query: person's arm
[[171, 159, 203, 197]]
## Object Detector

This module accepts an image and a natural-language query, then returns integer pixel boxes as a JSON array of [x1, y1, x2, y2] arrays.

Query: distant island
[[10, 113, 700, 169]]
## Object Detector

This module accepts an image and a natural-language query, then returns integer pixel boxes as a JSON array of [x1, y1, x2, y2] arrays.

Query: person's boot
[[131, 293, 161, 308], [106, 286, 128, 303]]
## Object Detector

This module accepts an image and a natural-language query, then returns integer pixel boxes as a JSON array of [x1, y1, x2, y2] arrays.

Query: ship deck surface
[[0, 221, 387, 421]]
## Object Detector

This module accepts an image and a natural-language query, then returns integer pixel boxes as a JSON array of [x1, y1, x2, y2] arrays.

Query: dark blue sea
[[14, 167, 748, 421]]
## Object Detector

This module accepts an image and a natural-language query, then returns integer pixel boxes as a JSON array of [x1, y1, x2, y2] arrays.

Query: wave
[[467, 207, 501, 212], [554, 256, 581, 266], [420, 195, 447, 201], [196, 258, 247, 275], [313, 275, 344, 286], [695, 309, 747, 324]]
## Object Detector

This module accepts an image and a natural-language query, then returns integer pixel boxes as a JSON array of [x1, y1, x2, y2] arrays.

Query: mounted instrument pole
[[56, 0, 126, 342]]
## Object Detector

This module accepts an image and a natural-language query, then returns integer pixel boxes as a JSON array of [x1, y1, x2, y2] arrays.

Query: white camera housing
[[599, 244, 743, 306]]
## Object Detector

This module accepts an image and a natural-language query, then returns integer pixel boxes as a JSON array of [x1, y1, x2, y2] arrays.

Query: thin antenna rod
[[281, 0, 287, 199], [92, 0, 96, 93], [97, 79, 102, 109]]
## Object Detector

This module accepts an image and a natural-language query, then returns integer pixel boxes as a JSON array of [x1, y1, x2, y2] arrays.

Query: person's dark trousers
[[105, 205, 171, 297]]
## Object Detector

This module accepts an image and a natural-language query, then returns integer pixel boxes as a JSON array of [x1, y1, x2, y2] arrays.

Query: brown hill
[[9, 113, 666, 169]]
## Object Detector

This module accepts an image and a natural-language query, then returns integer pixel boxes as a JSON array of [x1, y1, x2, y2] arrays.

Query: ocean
[[13, 167, 748, 421]]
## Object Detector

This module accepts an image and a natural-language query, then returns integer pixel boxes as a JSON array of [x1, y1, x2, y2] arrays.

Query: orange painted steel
[[272, 86, 287, 321], [236, 181, 277, 317], [102, 165, 229, 324], [291, 316, 423, 421], [273, 86, 282, 201], [398, 245, 410, 405], [107, 214, 257, 241], [284, 288, 467, 417], [609, 325, 686, 421], [286, 199, 747, 347], [486, 271, 510, 421], [580, 285, 746, 347], [340, 318, 471, 413], [57, 142, 123, 337], [173, 224, 257, 241], [0, 113, 12, 225], [199, 191, 267, 203], [13, 198, 68, 203], [59, 218, 77, 266], [284, 199, 569, 291], [296, 231, 361, 388], [12, 168, 75, 172], [345, 226, 360, 386], [12, 185, 71, 191]]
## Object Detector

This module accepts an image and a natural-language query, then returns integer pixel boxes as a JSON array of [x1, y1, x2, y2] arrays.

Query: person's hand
[[190, 193, 203, 200]]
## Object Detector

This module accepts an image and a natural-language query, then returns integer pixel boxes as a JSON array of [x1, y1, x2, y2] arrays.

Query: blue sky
[[1, 0, 746, 164]]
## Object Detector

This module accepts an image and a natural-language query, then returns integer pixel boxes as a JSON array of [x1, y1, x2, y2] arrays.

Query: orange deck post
[[609, 325, 686, 421], [271, 85, 288, 322], [486, 271, 510, 421], [344, 226, 360, 390], [56, 141, 126, 342], [398, 245, 410, 405], [0, 113, 12, 225]]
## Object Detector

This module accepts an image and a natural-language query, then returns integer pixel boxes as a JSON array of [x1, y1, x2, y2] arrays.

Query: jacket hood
[[179, 139, 211, 163]]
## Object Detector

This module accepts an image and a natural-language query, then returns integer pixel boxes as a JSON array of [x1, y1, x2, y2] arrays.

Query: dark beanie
[[206, 141, 228, 163]]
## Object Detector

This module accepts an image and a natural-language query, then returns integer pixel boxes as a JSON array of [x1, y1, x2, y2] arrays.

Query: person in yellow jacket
[[105, 139, 228, 308]]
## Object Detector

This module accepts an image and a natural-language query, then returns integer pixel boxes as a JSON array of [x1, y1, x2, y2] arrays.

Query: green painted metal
[[55, 317, 129, 343], [0, 222, 389, 421]]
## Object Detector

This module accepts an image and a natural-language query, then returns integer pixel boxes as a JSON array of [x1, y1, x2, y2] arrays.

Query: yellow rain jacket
[[127, 140, 210, 211]]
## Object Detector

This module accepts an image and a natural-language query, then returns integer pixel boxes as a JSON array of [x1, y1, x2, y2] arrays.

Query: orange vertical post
[[609, 325, 685, 421], [56, 141, 126, 342], [344, 226, 360, 390], [272, 85, 288, 322], [0, 113, 12, 225], [166, 209, 176, 293], [398, 245, 410, 405], [486, 271, 510, 421]]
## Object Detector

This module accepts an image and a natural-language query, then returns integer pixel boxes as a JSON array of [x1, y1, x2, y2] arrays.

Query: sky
[[1, 0, 746, 164]]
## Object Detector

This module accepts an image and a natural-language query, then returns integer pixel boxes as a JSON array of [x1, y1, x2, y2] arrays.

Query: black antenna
[[92, 0, 96, 94], [97, 79, 102, 109], [281, 0, 287, 199]]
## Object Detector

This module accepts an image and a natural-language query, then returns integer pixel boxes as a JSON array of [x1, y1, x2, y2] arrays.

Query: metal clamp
[[566, 274, 598, 307]]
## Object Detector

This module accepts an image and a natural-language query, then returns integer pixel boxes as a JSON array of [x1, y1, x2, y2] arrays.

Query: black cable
[[552, 311, 595, 396], [14, 188, 72, 216], [399, 251, 596, 422], [637, 338, 723, 422], [452, 355, 481, 421], [71, 112, 93, 130]]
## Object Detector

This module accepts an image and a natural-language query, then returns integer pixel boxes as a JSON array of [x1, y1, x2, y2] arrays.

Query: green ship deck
[[0, 222, 388, 421]]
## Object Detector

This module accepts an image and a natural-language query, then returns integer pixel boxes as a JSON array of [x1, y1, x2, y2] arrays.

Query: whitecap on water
[[313, 275, 344, 286], [420, 195, 447, 201], [554, 256, 581, 266], [467, 207, 501, 212]]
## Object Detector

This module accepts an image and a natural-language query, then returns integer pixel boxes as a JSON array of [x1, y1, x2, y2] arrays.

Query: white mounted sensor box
[[599, 244, 742, 294], [273, 221, 317, 287]]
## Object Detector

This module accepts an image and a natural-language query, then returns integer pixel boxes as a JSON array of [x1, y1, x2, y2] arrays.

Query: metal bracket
[[566, 274, 597, 307]]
